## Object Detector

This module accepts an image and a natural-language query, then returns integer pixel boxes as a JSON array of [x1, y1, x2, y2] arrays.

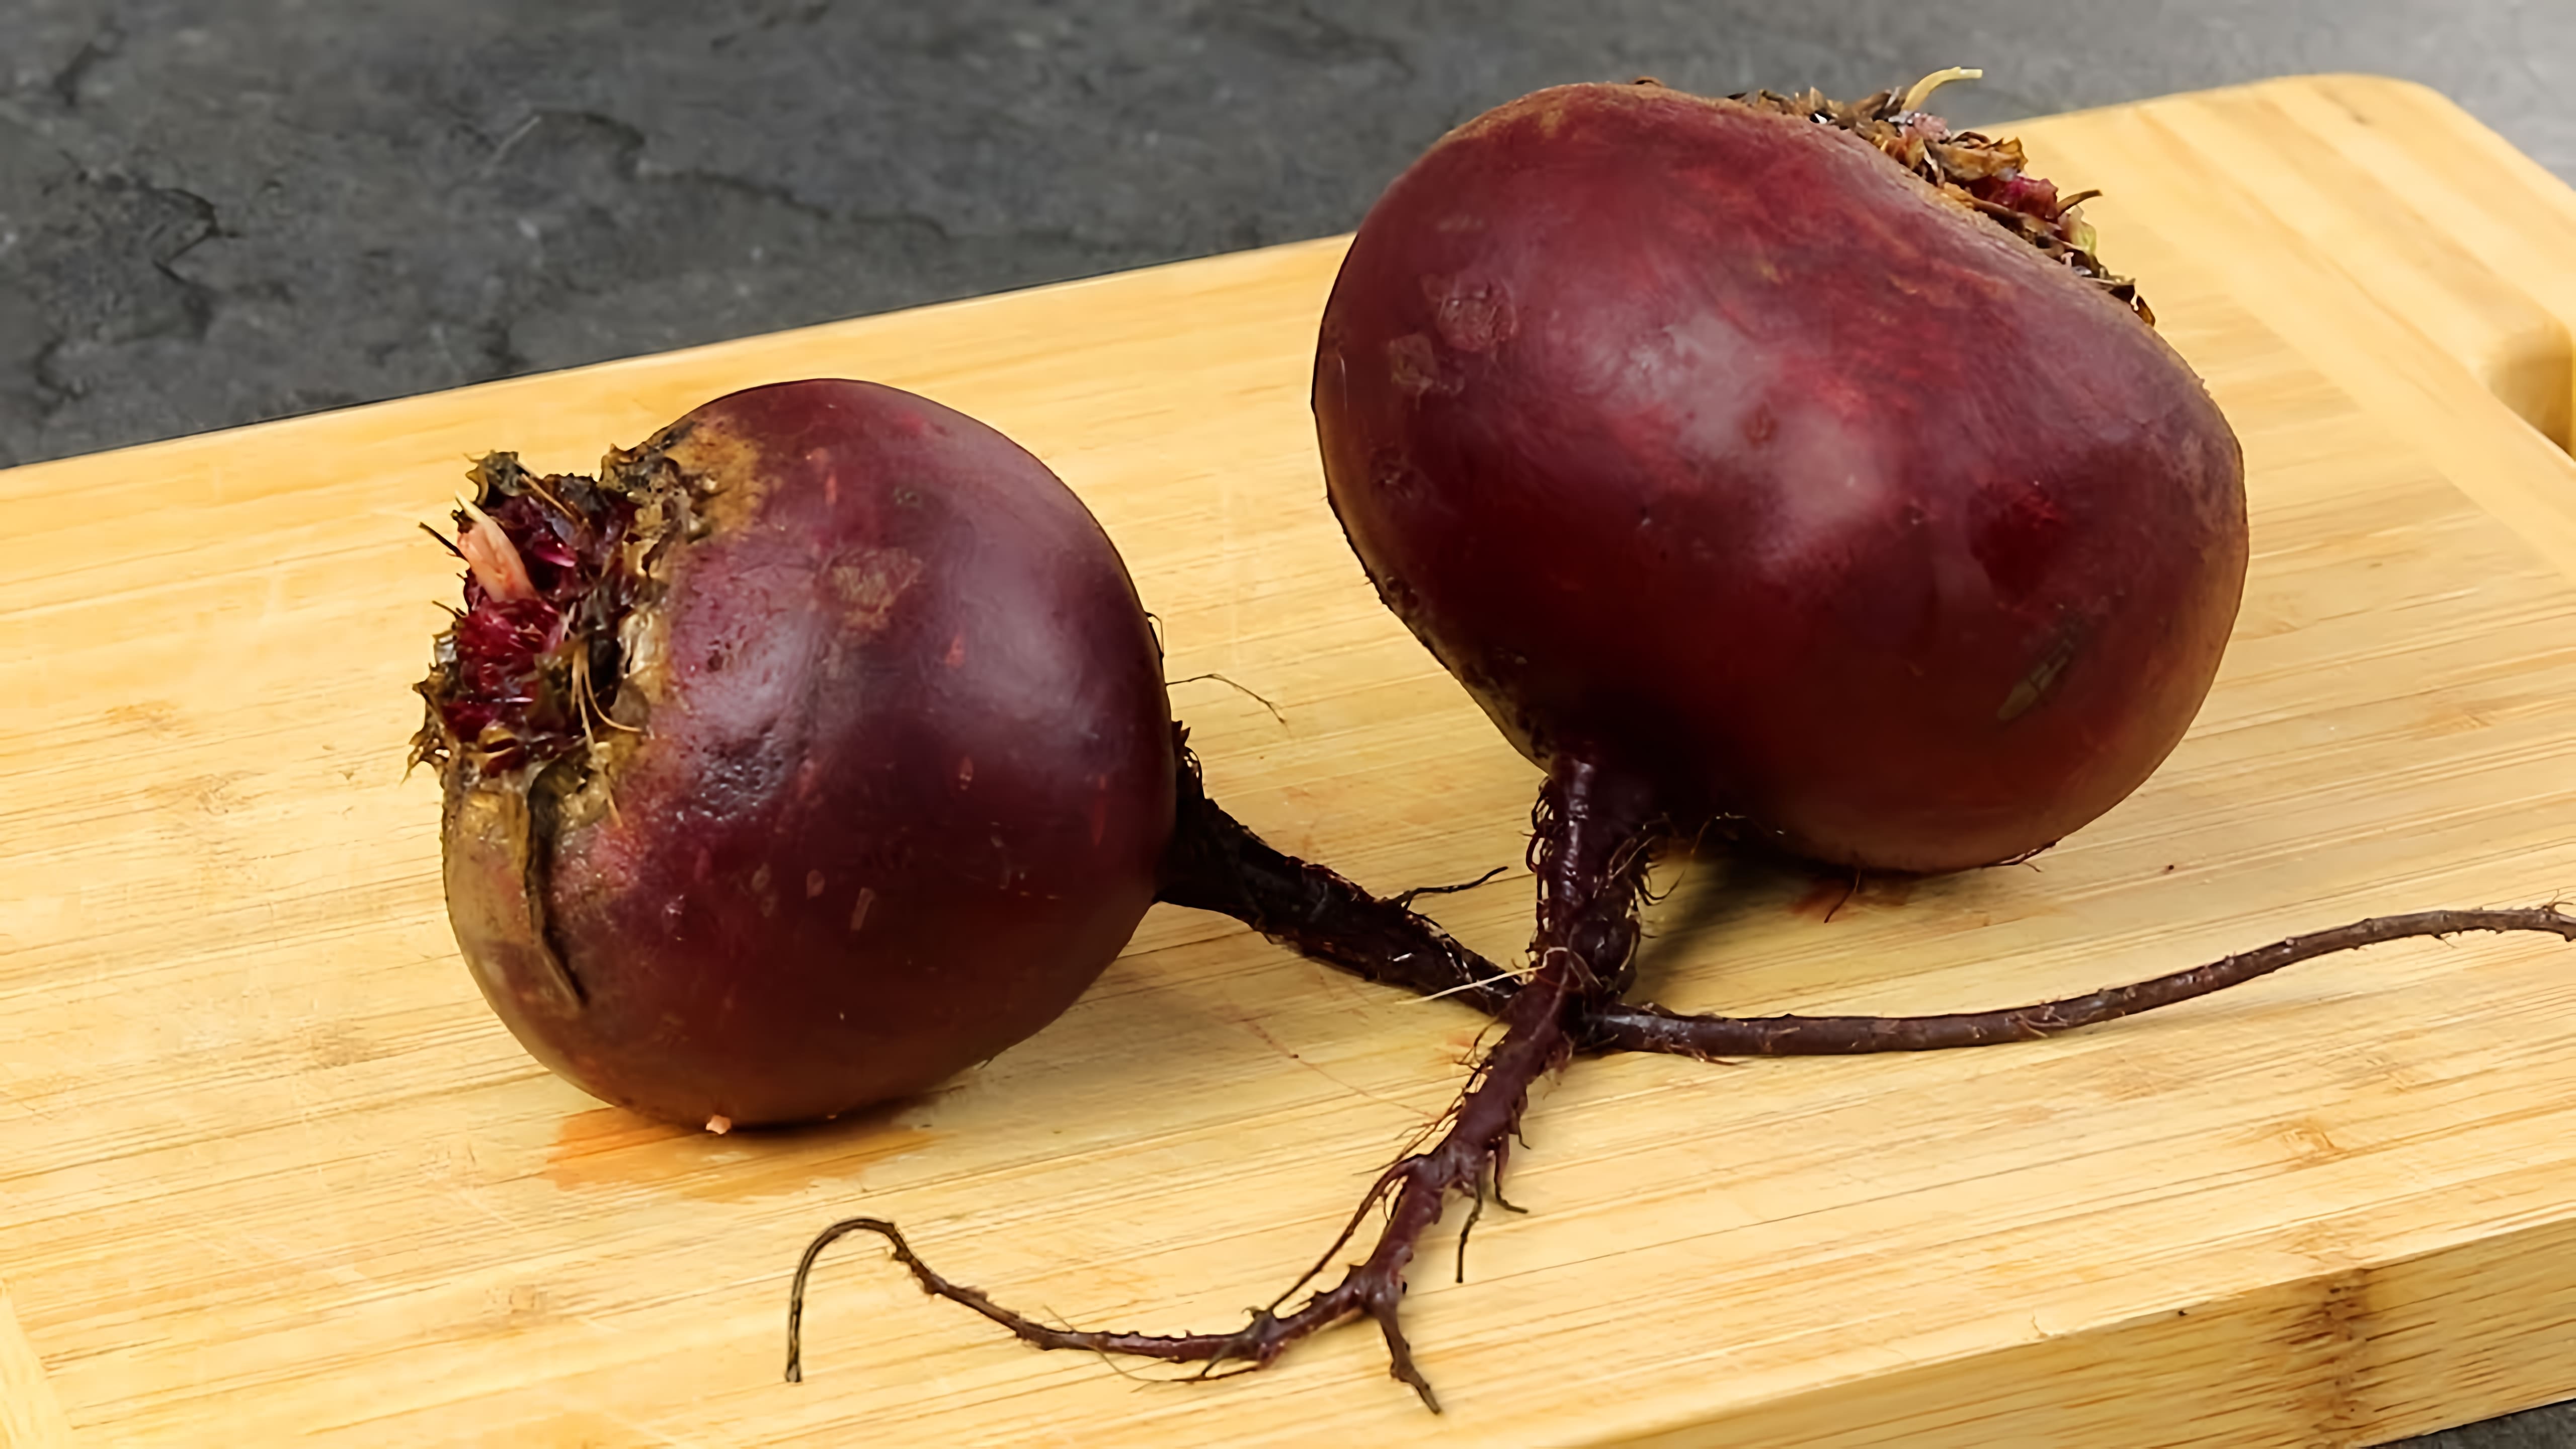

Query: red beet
[[1316, 80, 2247, 871], [416, 379, 1175, 1129], [782, 85, 2576, 1407]]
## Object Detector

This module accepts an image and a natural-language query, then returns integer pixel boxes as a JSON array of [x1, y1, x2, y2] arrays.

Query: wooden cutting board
[[10, 73, 2576, 1448]]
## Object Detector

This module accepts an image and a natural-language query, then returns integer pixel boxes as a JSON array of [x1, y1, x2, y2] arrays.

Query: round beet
[[415, 379, 1175, 1128], [1315, 81, 2247, 871]]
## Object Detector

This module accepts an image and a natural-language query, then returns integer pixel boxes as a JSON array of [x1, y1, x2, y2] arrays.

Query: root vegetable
[[1318, 80, 2251, 1401], [1322, 78, 2246, 874], [416, 379, 1176, 1129]]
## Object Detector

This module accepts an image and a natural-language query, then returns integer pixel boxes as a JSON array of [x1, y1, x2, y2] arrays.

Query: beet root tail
[[782, 973, 1579, 1408], [790, 754, 1658, 1408], [1582, 906, 2576, 1057]]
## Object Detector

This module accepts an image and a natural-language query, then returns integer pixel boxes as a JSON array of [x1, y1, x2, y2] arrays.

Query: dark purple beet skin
[[421, 380, 1175, 1128], [1316, 82, 2248, 871]]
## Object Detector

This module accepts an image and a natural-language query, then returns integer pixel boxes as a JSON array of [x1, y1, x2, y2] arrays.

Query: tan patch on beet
[[1387, 334, 1446, 397], [1997, 628, 2083, 722], [828, 547, 926, 631], [656, 414, 771, 534], [444, 778, 583, 1016], [1423, 273, 1515, 352]]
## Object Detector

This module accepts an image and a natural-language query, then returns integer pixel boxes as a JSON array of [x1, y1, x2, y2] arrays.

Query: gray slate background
[[5, 2, 2572, 1443]]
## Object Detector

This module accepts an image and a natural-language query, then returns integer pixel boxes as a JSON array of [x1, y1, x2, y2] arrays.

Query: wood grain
[[0, 1285, 75, 1449], [8, 74, 2576, 1447]]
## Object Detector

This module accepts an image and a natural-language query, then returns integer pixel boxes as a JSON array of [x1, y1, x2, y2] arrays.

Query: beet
[[782, 79, 2576, 1409], [416, 379, 1175, 1129], [1317, 79, 2246, 872]]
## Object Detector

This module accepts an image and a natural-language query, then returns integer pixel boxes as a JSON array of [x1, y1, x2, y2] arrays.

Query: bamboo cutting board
[[10, 73, 2576, 1448]]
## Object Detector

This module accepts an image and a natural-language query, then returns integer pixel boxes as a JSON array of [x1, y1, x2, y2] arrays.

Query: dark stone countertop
[[4, 5, 2571, 1443]]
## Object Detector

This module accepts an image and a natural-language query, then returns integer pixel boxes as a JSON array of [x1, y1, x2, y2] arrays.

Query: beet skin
[[1315, 82, 2248, 871], [420, 380, 1175, 1128]]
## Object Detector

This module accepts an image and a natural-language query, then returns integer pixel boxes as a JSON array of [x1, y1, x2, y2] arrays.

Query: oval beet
[[1315, 81, 2248, 871], [415, 379, 1175, 1129]]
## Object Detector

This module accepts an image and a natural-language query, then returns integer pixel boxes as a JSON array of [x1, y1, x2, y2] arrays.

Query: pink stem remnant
[[458, 504, 539, 603]]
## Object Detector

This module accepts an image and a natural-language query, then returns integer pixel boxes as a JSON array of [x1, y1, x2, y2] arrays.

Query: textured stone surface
[[6, 5, 2575, 1443], [3, 1, 2574, 467]]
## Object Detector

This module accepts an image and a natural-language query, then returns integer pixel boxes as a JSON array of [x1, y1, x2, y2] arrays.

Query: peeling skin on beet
[[418, 379, 1177, 1129]]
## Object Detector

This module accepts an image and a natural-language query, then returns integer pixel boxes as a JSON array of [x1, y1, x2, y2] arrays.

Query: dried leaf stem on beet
[[782, 75, 2576, 1410]]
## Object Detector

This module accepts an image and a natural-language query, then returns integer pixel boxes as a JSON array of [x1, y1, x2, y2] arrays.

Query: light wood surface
[[0, 1285, 74, 1449], [9, 74, 2576, 1447]]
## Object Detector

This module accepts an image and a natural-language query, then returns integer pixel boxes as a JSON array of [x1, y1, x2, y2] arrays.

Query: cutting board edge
[[1615, 1214, 2576, 1449], [0, 1281, 76, 1449]]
